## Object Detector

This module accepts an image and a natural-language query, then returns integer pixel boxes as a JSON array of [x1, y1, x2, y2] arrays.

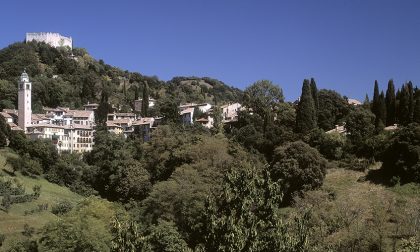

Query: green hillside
[[0, 42, 242, 113], [0, 148, 83, 243]]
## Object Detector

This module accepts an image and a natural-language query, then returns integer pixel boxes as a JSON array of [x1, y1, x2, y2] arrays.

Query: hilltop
[[0, 41, 242, 112]]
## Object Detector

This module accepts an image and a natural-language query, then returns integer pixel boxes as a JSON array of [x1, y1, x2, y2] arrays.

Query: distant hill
[[0, 41, 242, 113]]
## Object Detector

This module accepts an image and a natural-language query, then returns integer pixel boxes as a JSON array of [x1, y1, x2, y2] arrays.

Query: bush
[[271, 141, 327, 203], [51, 200, 73, 215]]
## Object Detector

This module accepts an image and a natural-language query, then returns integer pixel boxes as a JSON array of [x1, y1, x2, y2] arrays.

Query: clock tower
[[18, 70, 32, 132]]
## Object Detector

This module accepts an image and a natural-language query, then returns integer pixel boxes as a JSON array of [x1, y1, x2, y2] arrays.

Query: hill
[[0, 148, 83, 245], [0, 41, 243, 113]]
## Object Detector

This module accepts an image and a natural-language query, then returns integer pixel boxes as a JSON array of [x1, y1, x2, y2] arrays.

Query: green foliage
[[271, 141, 327, 203], [386, 79, 396, 126], [243, 80, 284, 130], [317, 89, 350, 130], [204, 164, 310, 252], [295, 79, 317, 133], [51, 200, 73, 215], [345, 107, 375, 145], [380, 124, 420, 184], [39, 197, 121, 252], [309, 129, 346, 160], [142, 81, 149, 117], [143, 220, 190, 252]]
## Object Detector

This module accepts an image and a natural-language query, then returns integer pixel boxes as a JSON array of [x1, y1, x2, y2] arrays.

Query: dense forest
[[0, 42, 419, 251]]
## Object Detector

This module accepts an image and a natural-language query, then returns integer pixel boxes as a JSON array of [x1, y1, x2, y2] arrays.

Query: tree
[[385, 79, 396, 126], [271, 141, 327, 203], [414, 90, 420, 123], [243, 80, 284, 132], [204, 164, 310, 252], [407, 81, 414, 122], [39, 197, 121, 252], [142, 221, 190, 252], [317, 89, 350, 130], [380, 124, 420, 184], [372, 80, 380, 118], [398, 84, 410, 125], [295, 79, 317, 133], [142, 81, 149, 117], [376, 91, 387, 130], [310, 78, 319, 116], [345, 107, 375, 145]]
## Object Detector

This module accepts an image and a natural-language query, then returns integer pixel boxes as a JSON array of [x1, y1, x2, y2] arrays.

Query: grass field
[[0, 148, 83, 239]]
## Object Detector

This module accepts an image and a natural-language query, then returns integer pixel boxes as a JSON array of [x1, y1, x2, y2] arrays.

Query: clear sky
[[1, 0, 420, 101]]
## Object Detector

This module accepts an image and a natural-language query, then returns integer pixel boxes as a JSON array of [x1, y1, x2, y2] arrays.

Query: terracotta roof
[[106, 121, 123, 128], [109, 119, 131, 124], [132, 117, 154, 126], [0, 112, 12, 118], [66, 110, 93, 118], [8, 122, 23, 131], [196, 118, 209, 123], [2, 109, 18, 116]]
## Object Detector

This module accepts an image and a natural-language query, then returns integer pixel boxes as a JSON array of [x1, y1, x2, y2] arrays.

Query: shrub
[[51, 200, 73, 215]]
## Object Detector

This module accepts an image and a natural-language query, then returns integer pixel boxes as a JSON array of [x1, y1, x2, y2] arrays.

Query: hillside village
[[0, 70, 243, 153], [0, 31, 419, 251]]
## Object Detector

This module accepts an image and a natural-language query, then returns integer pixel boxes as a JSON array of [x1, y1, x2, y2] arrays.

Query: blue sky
[[1, 0, 420, 101]]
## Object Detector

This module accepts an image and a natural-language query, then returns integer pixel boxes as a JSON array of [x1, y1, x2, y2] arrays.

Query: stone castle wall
[[26, 32, 72, 49]]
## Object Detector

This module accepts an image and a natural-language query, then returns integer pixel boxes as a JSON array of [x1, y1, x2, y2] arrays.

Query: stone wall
[[26, 32, 72, 49]]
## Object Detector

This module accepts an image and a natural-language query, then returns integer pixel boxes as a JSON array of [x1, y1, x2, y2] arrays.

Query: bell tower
[[18, 70, 32, 132]]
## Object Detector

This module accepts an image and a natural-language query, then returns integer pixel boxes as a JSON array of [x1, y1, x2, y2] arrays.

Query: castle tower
[[18, 70, 32, 132]]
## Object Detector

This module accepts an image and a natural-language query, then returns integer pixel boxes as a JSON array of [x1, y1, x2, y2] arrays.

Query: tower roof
[[20, 70, 29, 81]]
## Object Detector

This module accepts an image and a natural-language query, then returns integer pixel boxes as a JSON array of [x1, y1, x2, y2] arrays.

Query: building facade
[[18, 71, 32, 132], [26, 32, 73, 49]]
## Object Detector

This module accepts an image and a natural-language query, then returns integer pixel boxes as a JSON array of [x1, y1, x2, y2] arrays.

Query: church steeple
[[18, 70, 32, 132]]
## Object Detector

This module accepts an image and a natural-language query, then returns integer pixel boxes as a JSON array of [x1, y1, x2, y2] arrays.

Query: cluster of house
[[0, 71, 243, 154]]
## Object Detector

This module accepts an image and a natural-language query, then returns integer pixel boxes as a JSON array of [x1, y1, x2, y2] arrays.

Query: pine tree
[[295, 79, 316, 133], [385, 79, 396, 126], [413, 90, 420, 123], [141, 81, 149, 117]]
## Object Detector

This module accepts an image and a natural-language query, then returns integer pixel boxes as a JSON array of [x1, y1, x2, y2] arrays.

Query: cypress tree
[[376, 91, 387, 129], [407, 81, 414, 122], [362, 94, 370, 110], [385, 79, 396, 126], [398, 84, 410, 125], [142, 81, 149, 117], [310, 78, 319, 113], [372, 80, 380, 118], [414, 90, 420, 123], [295, 79, 316, 133]]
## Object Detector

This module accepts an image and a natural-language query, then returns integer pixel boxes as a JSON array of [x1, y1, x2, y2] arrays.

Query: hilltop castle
[[26, 32, 72, 49]]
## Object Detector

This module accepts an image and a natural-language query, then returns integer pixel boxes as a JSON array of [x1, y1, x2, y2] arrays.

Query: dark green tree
[[310, 78, 319, 115], [204, 164, 310, 251], [243, 80, 284, 133], [317, 89, 350, 130], [408, 81, 414, 122], [371, 80, 380, 119], [345, 107, 375, 145], [413, 90, 420, 123], [271, 141, 327, 203], [142, 81, 149, 117], [385, 79, 396, 126], [398, 84, 410, 125], [376, 91, 387, 130], [295, 79, 316, 133]]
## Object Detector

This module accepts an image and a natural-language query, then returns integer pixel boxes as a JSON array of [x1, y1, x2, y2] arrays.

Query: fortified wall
[[26, 32, 72, 49]]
